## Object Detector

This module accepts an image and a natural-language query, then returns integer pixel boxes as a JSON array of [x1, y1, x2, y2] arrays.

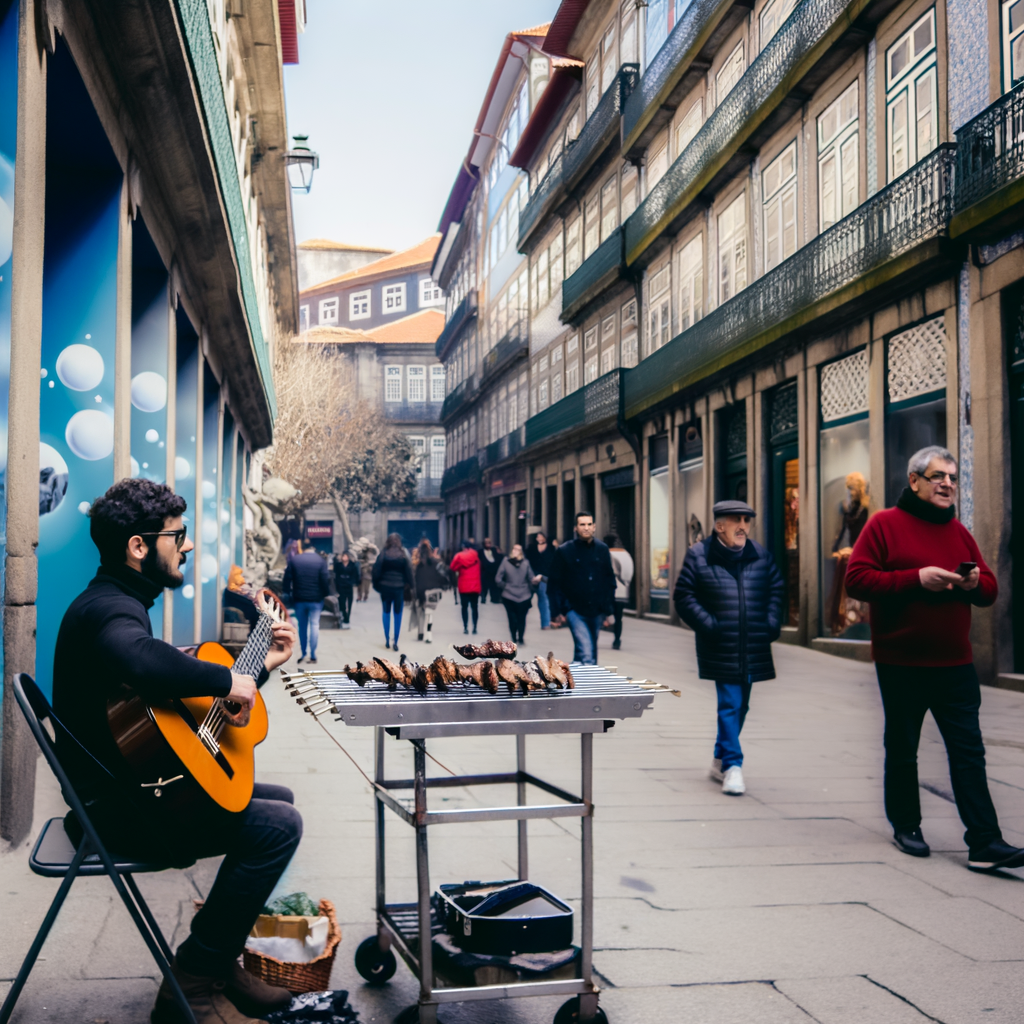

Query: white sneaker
[[709, 758, 724, 782], [722, 766, 745, 796], [425, 635, 433, 643]]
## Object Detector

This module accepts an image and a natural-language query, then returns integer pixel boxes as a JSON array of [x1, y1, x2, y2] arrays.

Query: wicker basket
[[242, 898, 342, 994]]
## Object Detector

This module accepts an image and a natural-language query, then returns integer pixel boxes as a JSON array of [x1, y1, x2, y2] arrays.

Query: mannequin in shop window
[[827, 471, 870, 636]]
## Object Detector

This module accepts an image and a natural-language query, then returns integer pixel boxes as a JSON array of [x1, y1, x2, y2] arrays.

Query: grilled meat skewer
[[453, 639, 517, 659], [429, 656, 460, 690], [533, 654, 563, 690], [457, 660, 499, 694], [495, 658, 534, 694], [373, 656, 408, 690], [344, 661, 389, 687]]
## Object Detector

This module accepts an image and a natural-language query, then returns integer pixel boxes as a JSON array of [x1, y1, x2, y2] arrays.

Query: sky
[[283, 0, 559, 255]]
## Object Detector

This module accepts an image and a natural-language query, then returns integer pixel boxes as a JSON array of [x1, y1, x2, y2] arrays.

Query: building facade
[[434, 0, 1024, 690], [0, 0, 299, 841], [297, 238, 447, 551]]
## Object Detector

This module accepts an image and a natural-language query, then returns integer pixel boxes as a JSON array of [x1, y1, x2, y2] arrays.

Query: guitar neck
[[231, 614, 274, 681]]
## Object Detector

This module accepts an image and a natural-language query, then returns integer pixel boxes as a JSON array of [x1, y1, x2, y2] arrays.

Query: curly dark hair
[[88, 478, 187, 566]]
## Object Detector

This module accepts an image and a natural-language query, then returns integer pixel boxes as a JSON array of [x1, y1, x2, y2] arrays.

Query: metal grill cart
[[283, 665, 660, 1024]]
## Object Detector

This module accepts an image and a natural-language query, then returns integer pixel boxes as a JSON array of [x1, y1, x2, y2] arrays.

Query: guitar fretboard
[[232, 613, 274, 680]]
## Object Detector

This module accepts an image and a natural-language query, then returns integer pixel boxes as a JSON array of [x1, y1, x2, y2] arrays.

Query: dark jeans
[[715, 680, 752, 770], [566, 610, 604, 664], [460, 592, 479, 631], [612, 600, 626, 643], [877, 662, 1002, 850], [293, 600, 323, 659], [337, 585, 353, 623], [379, 585, 404, 644], [502, 598, 531, 643]]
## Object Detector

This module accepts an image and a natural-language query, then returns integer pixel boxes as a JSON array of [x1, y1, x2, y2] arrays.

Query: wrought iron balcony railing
[[383, 400, 442, 424], [440, 378, 473, 422], [518, 153, 564, 250], [952, 82, 1024, 234], [436, 290, 478, 359], [622, 0, 733, 151], [440, 456, 480, 495], [563, 65, 639, 191], [625, 0, 858, 265], [525, 369, 624, 449], [479, 320, 529, 386], [561, 226, 626, 323], [477, 426, 526, 470], [623, 146, 956, 417]]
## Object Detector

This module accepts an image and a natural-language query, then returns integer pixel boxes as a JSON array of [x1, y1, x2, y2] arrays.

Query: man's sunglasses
[[138, 527, 188, 549]]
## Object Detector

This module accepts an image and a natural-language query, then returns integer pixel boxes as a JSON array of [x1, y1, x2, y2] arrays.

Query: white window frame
[[760, 0, 797, 50], [762, 141, 798, 272], [430, 365, 445, 402], [384, 365, 402, 403], [647, 143, 668, 194], [350, 289, 371, 321], [585, 354, 599, 384], [677, 233, 704, 333], [648, 265, 671, 355], [383, 282, 407, 314], [675, 97, 703, 157], [621, 331, 639, 368], [1002, 0, 1024, 91], [319, 297, 339, 325], [299, 304, 309, 332], [419, 277, 443, 307], [566, 360, 579, 394], [600, 346, 616, 375], [429, 436, 446, 478], [716, 43, 745, 107], [885, 9, 937, 182], [718, 192, 748, 303], [600, 175, 619, 242], [818, 81, 860, 231], [407, 365, 426, 402], [408, 435, 426, 477]]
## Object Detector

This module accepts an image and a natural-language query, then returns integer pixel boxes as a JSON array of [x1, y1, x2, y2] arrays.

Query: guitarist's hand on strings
[[223, 672, 257, 727], [265, 620, 298, 673]]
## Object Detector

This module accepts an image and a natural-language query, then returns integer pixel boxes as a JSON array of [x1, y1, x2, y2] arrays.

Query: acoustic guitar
[[107, 590, 287, 814]]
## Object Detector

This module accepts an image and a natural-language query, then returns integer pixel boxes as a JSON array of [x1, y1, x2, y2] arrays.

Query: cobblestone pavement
[[3, 593, 1023, 1023]]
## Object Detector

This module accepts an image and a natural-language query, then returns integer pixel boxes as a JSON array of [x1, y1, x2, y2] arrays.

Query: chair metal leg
[[0, 840, 91, 1024], [123, 874, 175, 964]]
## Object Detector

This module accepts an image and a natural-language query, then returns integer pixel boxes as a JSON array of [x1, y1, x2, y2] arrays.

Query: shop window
[[717, 402, 747, 501], [769, 382, 800, 628], [649, 434, 671, 613], [678, 422, 706, 553], [885, 316, 948, 505], [819, 350, 871, 639], [886, 9, 937, 181], [818, 81, 859, 230]]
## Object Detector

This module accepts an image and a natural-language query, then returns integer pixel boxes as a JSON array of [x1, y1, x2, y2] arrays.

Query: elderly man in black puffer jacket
[[673, 500, 784, 796]]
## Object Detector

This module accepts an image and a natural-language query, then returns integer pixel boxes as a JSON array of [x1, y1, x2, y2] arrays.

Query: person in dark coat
[[372, 533, 414, 649], [283, 539, 331, 664], [479, 537, 503, 603], [549, 512, 616, 664], [411, 539, 448, 643], [332, 551, 360, 629], [673, 500, 784, 797], [526, 531, 556, 629]]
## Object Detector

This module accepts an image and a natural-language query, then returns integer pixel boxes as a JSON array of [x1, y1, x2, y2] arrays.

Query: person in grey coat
[[495, 543, 537, 644]]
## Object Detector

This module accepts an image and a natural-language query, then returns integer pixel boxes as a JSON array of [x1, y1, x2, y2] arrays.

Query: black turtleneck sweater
[[53, 564, 234, 804]]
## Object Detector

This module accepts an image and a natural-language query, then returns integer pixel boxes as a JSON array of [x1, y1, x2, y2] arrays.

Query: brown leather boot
[[150, 958, 268, 1024], [224, 961, 293, 1016]]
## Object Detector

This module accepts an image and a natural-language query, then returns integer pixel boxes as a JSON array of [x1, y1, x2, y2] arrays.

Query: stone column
[[162, 282, 177, 642], [2, 0, 46, 845]]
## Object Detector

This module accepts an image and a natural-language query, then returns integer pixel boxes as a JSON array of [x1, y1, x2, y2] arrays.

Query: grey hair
[[908, 445, 956, 477]]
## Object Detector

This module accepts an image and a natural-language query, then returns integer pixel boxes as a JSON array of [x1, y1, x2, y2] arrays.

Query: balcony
[[951, 84, 1024, 242], [624, 147, 958, 418], [478, 426, 526, 470], [414, 476, 443, 500], [440, 456, 480, 495], [621, 0, 747, 157], [479, 320, 529, 387], [383, 400, 442, 425], [525, 369, 624, 449], [518, 153, 564, 251], [561, 226, 626, 323], [440, 379, 473, 422], [625, 0, 865, 267], [435, 290, 478, 359]]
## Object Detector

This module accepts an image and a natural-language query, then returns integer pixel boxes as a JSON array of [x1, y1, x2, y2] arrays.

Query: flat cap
[[713, 499, 757, 518]]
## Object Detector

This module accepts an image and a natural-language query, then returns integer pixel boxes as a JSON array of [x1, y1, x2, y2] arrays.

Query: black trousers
[[612, 600, 626, 643], [337, 585, 353, 623], [502, 598, 531, 643], [460, 592, 479, 631], [877, 663, 1002, 850]]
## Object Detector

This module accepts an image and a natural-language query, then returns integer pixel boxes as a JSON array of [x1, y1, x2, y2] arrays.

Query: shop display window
[[678, 422, 705, 553], [769, 382, 799, 628], [649, 434, 670, 613]]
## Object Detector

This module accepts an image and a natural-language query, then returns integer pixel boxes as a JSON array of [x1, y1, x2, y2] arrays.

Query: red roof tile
[[301, 235, 441, 294]]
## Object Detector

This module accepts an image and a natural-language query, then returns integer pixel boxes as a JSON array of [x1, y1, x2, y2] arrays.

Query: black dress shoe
[[894, 828, 930, 857], [968, 839, 1024, 871]]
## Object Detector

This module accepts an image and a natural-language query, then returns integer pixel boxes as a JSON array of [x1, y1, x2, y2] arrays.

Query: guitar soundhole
[[222, 700, 242, 715]]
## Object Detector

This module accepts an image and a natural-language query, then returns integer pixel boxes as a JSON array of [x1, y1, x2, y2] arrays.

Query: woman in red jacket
[[448, 540, 482, 635]]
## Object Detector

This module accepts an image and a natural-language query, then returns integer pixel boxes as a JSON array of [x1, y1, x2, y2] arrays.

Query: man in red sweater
[[846, 445, 1024, 872]]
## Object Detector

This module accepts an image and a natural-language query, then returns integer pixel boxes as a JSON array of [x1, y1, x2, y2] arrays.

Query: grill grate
[[283, 664, 655, 727]]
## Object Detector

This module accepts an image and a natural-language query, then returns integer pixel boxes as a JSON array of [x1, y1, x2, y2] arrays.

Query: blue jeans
[[380, 585, 405, 644], [715, 680, 752, 770], [293, 600, 323, 659], [566, 610, 604, 665], [536, 580, 551, 628]]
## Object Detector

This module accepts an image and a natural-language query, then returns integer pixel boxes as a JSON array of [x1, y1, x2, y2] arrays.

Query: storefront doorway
[[604, 470, 636, 609], [717, 403, 748, 502], [1007, 286, 1024, 671], [768, 383, 799, 628]]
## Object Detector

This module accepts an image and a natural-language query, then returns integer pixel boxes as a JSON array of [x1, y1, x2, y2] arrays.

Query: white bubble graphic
[[40, 368, 47, 378], [0, 152, 13, 266], [200, 552, 218, 583], [201, 480, 216, 500], [130, 371, 167, 413], [201, 518, 217, 544], [142, 462, 149, 469], [158, 441, 165, 448], [78, 501, 90, 514], [39, 443, 70, 516], [39, 443, 68, 477], [175, 456, 191, 480], [131, 456, 140, 477], [145, 429, 159, 443], [56, 344, 105, 391], [48, 381, 54, 389], [65, 409, 114, 461], [181, 584, 194, 600], [220, 508, 230, 524], [94, 395, 102, 403]]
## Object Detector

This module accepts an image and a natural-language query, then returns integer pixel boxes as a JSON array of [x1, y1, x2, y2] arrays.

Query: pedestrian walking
[[673, 500, 784, 797], [549, 512, 616, 665], [283, 538, 331, 664], [845, 445, 1024, 871], [332, 550, 360, 629], [495, 543, 537, 644], [526, 531, 555, 629], [449, 540, 482, 634], [357, 541, 378, 602], [604, 534, 634, 651], [410, 539, 447, 643], [479, 537, 503, 604], [372, 533, 413, 650]]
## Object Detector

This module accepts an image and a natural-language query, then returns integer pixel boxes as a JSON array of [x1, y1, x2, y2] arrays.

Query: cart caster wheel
[[355, 935, 396, 984], [554, 997, 608, 1024]]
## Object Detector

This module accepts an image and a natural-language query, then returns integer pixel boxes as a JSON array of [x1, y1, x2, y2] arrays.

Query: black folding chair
[[0, 674, 196, 1024]]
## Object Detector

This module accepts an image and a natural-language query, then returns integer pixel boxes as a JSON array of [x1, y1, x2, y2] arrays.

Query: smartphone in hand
[[956, 561, 977, 577]]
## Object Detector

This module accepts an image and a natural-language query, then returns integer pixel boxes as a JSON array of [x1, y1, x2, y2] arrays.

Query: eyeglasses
[[918, 472, 958, 484], [138, 527, 188, 549]]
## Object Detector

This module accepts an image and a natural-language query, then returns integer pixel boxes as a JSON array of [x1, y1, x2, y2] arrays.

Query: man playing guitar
[[53, 479, 300, 1024]]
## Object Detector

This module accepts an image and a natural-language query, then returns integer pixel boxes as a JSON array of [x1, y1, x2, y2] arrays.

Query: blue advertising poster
[[221, 407, 236, 586], [173, 314, 199, 647], [201, 361, 219, 641]]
